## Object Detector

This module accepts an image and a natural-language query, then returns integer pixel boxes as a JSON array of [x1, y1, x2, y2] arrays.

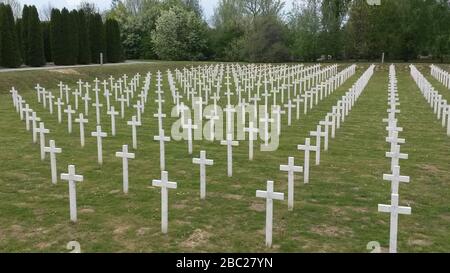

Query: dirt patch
[[36, 241, 52, 249], [408, 239, 433, 247], [180, 229, 210, 248], [49, 69, 80, 75], [137, 227, 151, 236], [224, 194, 242, 200], [250, 202, 265, 212], [173, 203, 187, 209], [79, 208, 95, 214], [109, 190, 121, 194], [113, 225, 130, 235], [419, 164, 440, 174], [310, 225, 353, 237]]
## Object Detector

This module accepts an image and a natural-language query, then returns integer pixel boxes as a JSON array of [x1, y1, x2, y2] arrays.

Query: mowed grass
[[0, 62, 449, 253]]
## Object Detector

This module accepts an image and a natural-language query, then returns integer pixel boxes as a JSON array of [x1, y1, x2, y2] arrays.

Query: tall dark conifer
[[27, 6, 45, 67], [0, 4, 22, 68], [77, 10, 91, 64]]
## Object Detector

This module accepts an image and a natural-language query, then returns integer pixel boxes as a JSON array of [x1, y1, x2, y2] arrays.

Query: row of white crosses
[[297, 65, 376, 185], [430, 64, 450, 89], [378, 64, 411, 253], [255, 65, 375, 248], [410, 65, 450, 136]]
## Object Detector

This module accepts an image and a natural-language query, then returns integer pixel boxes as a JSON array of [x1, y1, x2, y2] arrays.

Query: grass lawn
[[0, 62, 449, 253]]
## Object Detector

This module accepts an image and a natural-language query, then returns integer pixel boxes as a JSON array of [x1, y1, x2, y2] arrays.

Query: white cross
[[107, 106, 119, 136], [91, 125, 107, 165], [55, 98, 64, 124], [244, 121, 259, 160], [29, 112, 41, 143], [47, 92, 55, 114], [64, 105, 75, 134], [44, 140, 62, 184], [22, 104, 32, 131], [182, 118, 198, 155], [319, 117, 333, 151], [284, 100, 295, 126], [386, 145, 408, 173], [256, 180, 284, 248], [154, 109, 167, 133], [220, 133, 239, 177], [61, 165, 84, 222], [92, 102, 103, 125], [224, 104, 236, 134], [260, 110, 274, 147], [117, 95, 127, 119], [193, 151, 214, 199], [116, 145, 135, 194], [154, 129, 171, 171], [297, 138, 317, 184], [280, 157, 303, 211], [384, 165, 410, 195], [127, 116, 141, 150], [310, 125, 326, 165], [152, 171, 177, 234], [82, 92, 91, 116], [75, 113, 88, 147], [36, 122, 50, 160], [386, 130, 405, 153], [378, 193, 411, 253]]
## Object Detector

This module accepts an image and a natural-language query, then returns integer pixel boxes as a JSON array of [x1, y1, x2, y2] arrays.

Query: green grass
[[0, 62, 449, 253]]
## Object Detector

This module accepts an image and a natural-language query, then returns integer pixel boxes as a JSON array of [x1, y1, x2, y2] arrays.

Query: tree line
[[0, 3, 123, 68], [109, 0, 450, 63]]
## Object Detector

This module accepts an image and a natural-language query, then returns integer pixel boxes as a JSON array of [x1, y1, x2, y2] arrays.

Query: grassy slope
[[0, 63, 449, 253]]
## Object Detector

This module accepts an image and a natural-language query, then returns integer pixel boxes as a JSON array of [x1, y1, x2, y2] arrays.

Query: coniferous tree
[[68, 9, 79, 64], [50, 8, 63, 65], [60, 8, 71, 65], [21, 5, 30, 65], [42, 22, 52, 62], [27, 6, 45, 67], [15, 18, 23, 63], [89, 13, 105, 63], [106, 18, 122, 63], [77, 10, 91, 64], [0, 4, 22, 68]]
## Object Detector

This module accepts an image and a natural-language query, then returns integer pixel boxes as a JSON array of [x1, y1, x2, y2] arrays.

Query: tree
[[21, 5, 30, 64], [320, 0, 350, 59], [288, 0, 321, 61], [0, 0, 21, 18], [27, 5, 45, 66], [89, 13, 105, 63], [15, 18, 23, 62], [68, 9, 79, 65], [77, 10, 91, 64], [50, 8, 63, 64], [0, 3, 22, 67], [42, 21, 52, 62], [105, 18, 122, 63], [152, 6, 208, 60]]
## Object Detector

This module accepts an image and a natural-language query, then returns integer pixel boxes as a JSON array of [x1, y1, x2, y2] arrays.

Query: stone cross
[[182, 118, 198, 155], [220, 133, 239, 177], [55, 98, 64, 124], [310, 125, 326, 165], [61, 165, 84, 222], [116, 145, 135, 194], [280, 157, 303, 211], [107, 106, 119, 136], [154, 129, 171, 171], [378, 194, 411, 253], [386, 145, 408, 173], [152, 171, 178, 234], [297, 138, 317, 184], [91, 125, 107, 165], [36, 122, 50, 160], [127, 116, 141, 150], [256, 180, 284, 248], [244, 121, 259, 160], [193, 151, 214, 199], [44, 140, 62, 184], [64, 105, 75, 134], [75, 113, 88, 147]]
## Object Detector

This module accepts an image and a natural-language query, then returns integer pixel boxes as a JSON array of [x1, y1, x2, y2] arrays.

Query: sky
[[14, 0, 296, 19]]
